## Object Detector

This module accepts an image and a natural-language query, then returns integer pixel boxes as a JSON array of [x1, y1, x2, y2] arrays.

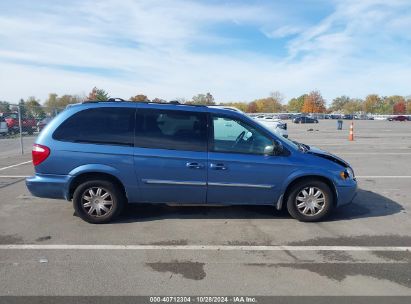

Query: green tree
[[342, 99, 363, 114], [87, 87, 110, 101], [330, 95, 350, 112], [190, 93, 215, 105], [18, 99, 27, 118], [0, 101, 10, 113], [25, 96, 46, 119], [287, 94, 306, 112]]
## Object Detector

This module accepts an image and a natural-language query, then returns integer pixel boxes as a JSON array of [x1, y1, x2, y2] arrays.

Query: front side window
[[212, 115, 273, 155], [135, 109, 207, 152], [53, 107, 135, 146]]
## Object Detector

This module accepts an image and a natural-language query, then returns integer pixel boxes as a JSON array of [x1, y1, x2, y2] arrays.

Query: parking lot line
[[1, 244, 411, 251], [0, 175, 30, 178], [0, 161, 31, 171]]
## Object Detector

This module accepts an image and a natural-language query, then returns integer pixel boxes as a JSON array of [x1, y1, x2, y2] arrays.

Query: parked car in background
[[0, 116, 8, 135], [3, 112, 37, 134], [293, 116, 319, 124], [254, 116, 288, 138], [388, 115, 408, 122], [26, 100, 357, 223], [37, 117, 53, 132]]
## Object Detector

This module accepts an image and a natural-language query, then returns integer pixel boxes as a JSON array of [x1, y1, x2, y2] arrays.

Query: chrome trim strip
[[208, 182, 274, 189], [143, 179, 206, 186]]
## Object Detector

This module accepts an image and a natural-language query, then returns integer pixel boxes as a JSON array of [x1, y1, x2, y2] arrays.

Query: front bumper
[[336, 181, 358, 206], [26, 174, 70, 200]]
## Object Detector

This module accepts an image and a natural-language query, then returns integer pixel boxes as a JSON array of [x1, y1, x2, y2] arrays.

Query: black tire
[[286, 180, 333, 222], [73, 179, 125, 224]]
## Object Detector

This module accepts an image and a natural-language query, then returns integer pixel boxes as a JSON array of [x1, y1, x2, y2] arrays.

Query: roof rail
[[107, 98, 125, 102]]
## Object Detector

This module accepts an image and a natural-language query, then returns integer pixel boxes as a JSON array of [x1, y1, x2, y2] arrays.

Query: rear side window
[[53, 107, 135, 146], [135, 109, 207, 152]]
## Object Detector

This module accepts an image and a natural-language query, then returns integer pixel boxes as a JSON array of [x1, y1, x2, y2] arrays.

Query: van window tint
[[135, 109, 207, 152], [53, 107, 135, 146], [212, 115, 272, 154]]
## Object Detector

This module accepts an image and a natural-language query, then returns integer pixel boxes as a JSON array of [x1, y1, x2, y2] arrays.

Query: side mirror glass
[[265, 140, 284, 156], [264, 145, 274, 155]]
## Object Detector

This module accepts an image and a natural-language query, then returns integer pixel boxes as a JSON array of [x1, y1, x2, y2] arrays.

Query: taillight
[[32, 144, 50, 166]]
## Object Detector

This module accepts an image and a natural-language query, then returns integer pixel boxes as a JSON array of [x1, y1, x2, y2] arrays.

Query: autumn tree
[[130, 94, 149, 102], [287, 94, 306, 112], [44, 93, 83, 114], [251, 97, 283, 113], [363, 94, 380, 113], [87, 87, 109, 101], [393, 100, 406, 114], [247, 101, 258, 113], [223, 102, 248, 112], [301, 90, 326, 113], [407, 98, 411, 114]]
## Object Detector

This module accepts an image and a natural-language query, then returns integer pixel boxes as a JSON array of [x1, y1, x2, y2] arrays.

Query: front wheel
[[73, 180, 125, 224], [286, 180, 333, 222]]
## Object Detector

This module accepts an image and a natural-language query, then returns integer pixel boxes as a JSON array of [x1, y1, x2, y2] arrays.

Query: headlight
[[347, 167, 355, 178]]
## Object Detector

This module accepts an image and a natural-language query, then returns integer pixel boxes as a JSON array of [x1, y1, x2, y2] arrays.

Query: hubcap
[[81, 187, 113, 217], [295, 187, 325, 216]]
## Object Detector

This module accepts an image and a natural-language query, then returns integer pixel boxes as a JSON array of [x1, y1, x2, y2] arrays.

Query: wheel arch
[[68, 172, 128, 202], [277, 175, 337, 210]]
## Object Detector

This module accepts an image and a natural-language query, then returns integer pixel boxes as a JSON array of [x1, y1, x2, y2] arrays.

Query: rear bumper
[[336, 181, 358, 206], [26, 174, 70, 200]]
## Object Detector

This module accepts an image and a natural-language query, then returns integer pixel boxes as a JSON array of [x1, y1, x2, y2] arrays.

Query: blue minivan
[[26, 101, 357, 223]]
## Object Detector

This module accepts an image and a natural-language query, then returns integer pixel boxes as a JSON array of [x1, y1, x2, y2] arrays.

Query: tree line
[[1, 87, 410, 119]]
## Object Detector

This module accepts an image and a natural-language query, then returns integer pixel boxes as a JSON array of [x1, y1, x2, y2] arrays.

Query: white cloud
[[0, 0, 410, 104]]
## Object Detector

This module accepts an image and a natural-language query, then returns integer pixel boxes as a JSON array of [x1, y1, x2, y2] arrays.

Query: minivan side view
[[26, 101, 357, 224]]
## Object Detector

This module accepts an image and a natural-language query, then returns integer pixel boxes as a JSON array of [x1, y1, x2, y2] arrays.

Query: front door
[[134, 108, 208, 204], [207, 114, 293, 205]]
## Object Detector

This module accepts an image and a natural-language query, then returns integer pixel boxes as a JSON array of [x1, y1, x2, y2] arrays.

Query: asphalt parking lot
[[0, 120, 410, 296]]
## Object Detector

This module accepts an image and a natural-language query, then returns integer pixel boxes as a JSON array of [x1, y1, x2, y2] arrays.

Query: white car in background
[[254, 115, 288, 138], [0, 116, 9, 136], [211, 107, 288, 138]]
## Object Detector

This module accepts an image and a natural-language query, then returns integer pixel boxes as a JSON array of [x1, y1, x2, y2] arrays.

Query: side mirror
[[263, 145, 274, 155], [264, 140, 284, 156]]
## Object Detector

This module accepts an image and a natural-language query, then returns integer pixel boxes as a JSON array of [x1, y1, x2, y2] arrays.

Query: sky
[[0, 0, 411, 104]]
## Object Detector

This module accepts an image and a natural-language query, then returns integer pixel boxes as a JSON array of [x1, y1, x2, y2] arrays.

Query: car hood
[[306, 146, 350, 168]]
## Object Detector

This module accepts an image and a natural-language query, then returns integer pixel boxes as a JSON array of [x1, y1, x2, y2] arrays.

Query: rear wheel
[[73, 180, 125, 224], [286, 180, 333, 222]]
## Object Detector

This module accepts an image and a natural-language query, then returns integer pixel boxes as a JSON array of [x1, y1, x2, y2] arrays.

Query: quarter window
[[135, 109, 207, 152], [53, 107, 135, 146]]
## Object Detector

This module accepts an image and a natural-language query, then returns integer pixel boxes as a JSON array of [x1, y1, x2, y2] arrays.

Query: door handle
[[210, 163, 227, 170], [186, 162, 204, 169]]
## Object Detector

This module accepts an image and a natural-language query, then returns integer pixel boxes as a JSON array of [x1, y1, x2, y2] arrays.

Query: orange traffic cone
[[349, 122, 354, 141]]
